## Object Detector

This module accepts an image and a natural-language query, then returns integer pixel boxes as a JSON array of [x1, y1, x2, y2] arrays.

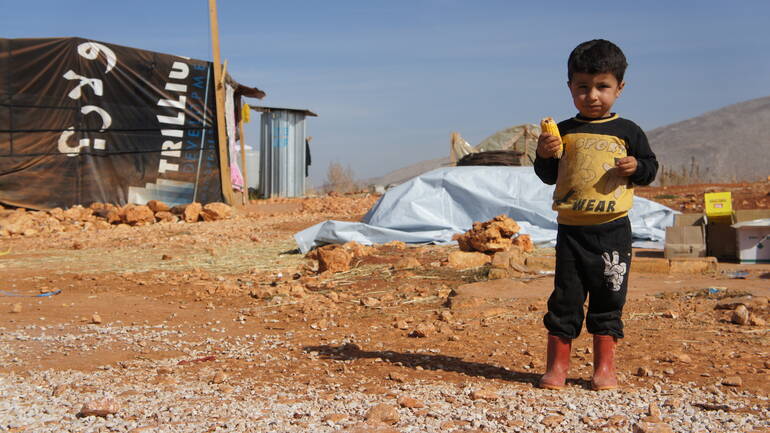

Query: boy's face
[[568, 72, 624, 119]]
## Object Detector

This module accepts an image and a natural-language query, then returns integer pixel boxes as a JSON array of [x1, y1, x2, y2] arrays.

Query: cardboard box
[[707, 209, 770, 261], [732, 218, 770, 263], [664, 213, 706, 259]]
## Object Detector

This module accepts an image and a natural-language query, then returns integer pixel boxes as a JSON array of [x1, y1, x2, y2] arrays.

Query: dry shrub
[[323, 161, 359, 194], [658, 157, 703, 186]]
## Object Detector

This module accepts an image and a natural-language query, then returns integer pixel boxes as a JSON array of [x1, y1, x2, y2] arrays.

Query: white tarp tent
[[295, 166, 676, 253]]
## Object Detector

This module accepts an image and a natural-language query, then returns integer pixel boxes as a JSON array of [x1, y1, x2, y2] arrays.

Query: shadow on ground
[[303, 343, 591, 388]]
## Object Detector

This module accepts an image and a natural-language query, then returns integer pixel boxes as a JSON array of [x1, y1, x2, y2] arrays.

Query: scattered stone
[[392, 257, 422, 270], [648, 403, 662, 420], [469, 389, 498, 401], [52, 384, 68, 397], [361, 297, 381, 308], [722, 376, 742, 387], [606, 415, 628, 427], [396, 396, 425, 409], [438, 310, 453, 322], [364, 403, 400, 424], [663, 310, 678, 319], [393, 320, 409, 330], [10, 303, 22, 313], [211, 371, 228, 384], [322, 413, 347, 423], [344, 424, 400, 433], [387, 372, 408, 383], [78, 397, 120, 417], [201, 202, 233, 221], [676, 354, 692, 363], [749, 315, 766, 326], [542, 415, 564, 427], [91, 313, 102, 324], [342, 241, 375, 258], [663, 398, 682, 409], [731, 305, 750, 325], [663, 368, 675, 375], [382, 241, 406, 250], [632, 422, 674, 433], [318, 246, 352, 273], [635, 367, 653, 377], [447, 251, 491, 270], [409, 323, 435, 338]]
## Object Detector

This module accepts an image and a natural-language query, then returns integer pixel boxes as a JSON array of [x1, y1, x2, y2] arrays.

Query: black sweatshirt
[[534, 114, 658, 225]]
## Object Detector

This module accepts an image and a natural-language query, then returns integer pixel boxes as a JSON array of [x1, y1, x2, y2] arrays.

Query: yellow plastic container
[[704, 192, 733, 223]]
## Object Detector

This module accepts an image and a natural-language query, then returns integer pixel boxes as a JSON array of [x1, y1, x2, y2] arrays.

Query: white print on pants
[[602, 251, 627, 291]]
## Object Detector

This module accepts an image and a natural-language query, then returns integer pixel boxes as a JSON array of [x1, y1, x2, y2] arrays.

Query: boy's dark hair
[[568, 39, 627, 83]]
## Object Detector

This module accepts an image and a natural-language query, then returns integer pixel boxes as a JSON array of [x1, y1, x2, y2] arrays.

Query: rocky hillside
[[367, 96, 770, 186], [648, 95, 770, 183]]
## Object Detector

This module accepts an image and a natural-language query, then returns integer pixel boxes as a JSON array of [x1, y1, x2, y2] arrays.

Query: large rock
[[146, 200, 170, 213], [318, 245, 352, 273], [171, 203, 203, 223], [447, 251, 491, 270], [154, 211, 178, 223], [122, 205, 155, 226], [453, 215, 521, 253], [488, 249, 529, 279], [201, 202, 232, 221]]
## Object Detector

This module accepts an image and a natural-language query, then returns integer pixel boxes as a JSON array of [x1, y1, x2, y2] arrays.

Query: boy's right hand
[[537, 133, 562, 159]]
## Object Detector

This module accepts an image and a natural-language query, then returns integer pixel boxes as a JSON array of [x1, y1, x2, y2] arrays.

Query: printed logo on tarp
[[57, 42, 116, 156], [155, 62, 215, 177]]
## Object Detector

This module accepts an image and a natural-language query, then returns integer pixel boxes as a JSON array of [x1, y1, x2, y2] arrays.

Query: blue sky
[[3, 1, 769, 184]]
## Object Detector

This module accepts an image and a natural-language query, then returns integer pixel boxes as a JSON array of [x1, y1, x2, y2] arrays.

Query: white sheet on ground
[[295, 166, 676, 253]]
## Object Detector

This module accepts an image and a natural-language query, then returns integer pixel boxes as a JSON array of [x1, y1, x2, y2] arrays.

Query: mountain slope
[[648, 96, 770, 182], [367, 96, 770, 186]]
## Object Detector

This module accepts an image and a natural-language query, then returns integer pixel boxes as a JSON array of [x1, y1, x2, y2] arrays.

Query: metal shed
[[252, 106, 317, 198]]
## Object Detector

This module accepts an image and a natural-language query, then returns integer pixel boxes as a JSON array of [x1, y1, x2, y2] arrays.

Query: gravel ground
[[2, 322, 768, 433]]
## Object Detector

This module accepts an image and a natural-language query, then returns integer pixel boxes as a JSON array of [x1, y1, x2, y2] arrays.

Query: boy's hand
[[537, 133, 562, 159], [615, 156, 637, 176]]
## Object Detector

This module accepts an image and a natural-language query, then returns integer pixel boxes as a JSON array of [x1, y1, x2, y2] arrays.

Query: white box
[[732, 218, 770, 263]]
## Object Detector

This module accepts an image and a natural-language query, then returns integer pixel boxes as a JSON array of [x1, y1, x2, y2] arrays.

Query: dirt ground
[[1, 181, 769, 432]]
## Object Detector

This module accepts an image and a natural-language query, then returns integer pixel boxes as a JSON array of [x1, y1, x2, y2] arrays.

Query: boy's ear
[[617, 81, 626, 95]]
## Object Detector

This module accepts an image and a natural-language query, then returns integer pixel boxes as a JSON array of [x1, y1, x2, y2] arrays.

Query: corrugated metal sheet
[[258, 110, 309, 198]]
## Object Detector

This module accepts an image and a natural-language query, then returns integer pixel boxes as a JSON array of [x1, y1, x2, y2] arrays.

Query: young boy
[[534, 39, 658, 391]]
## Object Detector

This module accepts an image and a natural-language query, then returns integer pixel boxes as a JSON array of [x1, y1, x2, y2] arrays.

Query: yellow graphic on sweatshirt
[[554, 132, 633, 225]]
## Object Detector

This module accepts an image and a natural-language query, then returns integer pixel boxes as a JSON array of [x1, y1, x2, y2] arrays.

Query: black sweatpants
[[544, 216, 631, 339]]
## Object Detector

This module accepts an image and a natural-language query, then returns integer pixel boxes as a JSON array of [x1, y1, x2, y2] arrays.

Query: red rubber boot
[[592, 334, 618, 390], [538, 334, 571, 390]]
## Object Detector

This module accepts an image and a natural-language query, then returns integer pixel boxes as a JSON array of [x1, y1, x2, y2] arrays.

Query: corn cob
[[540, 117, 563, 159]]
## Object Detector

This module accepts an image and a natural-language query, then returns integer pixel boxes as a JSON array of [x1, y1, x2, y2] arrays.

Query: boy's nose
[[588, 88, 600, 100]]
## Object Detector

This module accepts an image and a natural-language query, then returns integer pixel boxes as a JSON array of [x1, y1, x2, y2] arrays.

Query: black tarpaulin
[[0, 37, 233, 210]]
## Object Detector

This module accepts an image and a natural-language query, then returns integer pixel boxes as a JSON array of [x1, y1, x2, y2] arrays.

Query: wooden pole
[[238, 120, 248, 205], [208, 0, 234, 205]]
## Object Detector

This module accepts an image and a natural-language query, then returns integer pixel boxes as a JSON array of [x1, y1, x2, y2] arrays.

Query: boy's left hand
[[615, 156, 637, 176]]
